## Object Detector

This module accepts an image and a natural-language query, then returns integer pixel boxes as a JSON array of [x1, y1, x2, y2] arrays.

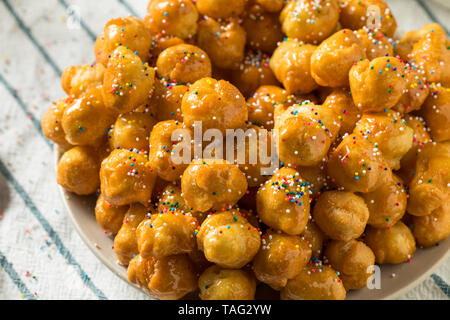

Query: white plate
[[55, 147, 449, 300]]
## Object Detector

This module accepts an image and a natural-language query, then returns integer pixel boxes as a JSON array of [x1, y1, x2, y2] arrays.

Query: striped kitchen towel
[[0, 0, 448, 300]]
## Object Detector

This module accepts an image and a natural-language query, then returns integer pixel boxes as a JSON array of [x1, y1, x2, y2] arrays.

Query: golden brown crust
[[352, 111, 413, 170], [94, 16, 152, 65], [324, 239, 375, 290], [360, 174, 406, 228], [144, 0, 199, 39], [418, 86, 450, 142], [196, 0, 245, 19], [102, 47, 155, 114], [148, 120, 192, 182], [339, 0, 397, 37], [412, 198, 450, 248], [197, 17, 247, 70], [41, 97, 74, 149], [327, 134, 392, 193], [231, 51, 279, 98], [95, 194, 128, 234], [181, 159, 248, 212], [270, 40, 318, 95], [62, 86, 117, 147], [280, 0, 339, 44], [407, 142, 450, 217], [137, 213, 197, 258], [197, 210, 261, 268], [311, 29, 366, 88], [156, 44, 212, 84], [181, 78, 247, 133], [57, 146, 100, 195], [114, 204, 148, 265], [253, 232, 312, 290], [242, 4, 284, 54], [127, 254, 197, 299], [61, 63, 105, 97], [100, 148, 157, 206], [313, 191, 369, 241], [281, 263, 346, 300], [256, 167, 310, 235], [364, 221, 416, 264], [199, 265, 256, 300]]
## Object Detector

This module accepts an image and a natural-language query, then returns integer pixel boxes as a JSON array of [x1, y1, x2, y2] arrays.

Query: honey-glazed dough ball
[[242, 4, 284, 54], [181, 159, 248, 212], [114, 203, 148, 265], [196, 0, 245, 19], [349, 56, 407, 113], [322, 88, 361, 137], [236, 125, 274, 187], [108, 109, 157, 152], [301, 221, 325, 258], [181, 77, 247, 133], [311, 29, 366, 88], [327, 134, 391, 193], [393, 64, 429, 114], [339, 0, 397, 37], [231, 51, 279, 98], [365, 222, 416, 264], [324, 239, 375, 290], [144, 0, 199, 39], [94, 16, 152, 66], [95, 194, 128, 234], [247, 85, 308, 130], [196, 210, 261, 268], [127, 254, 197, 300], [360, 174, 406, 229], [148, 120, 192, 182], [41, 97, 74, 149], [397, 115, 431, 184], [407, 142, 450, 217], [253, 232, 312, 290], [313, 191, 369, 241], [62, 86, 117, 147], [256, 167, 310, 235], [57, 146, 100, 195], [353, 111, 413, 170], [100, 148, 157, 206], [411, 24, 450, 87], [102, 46, 155, 114], [148, 79, 187, 122], [198, 265, 256, 300], [157, 184, 206, 223], [156, 44, 212, 84], [413, 198, 450, 248], [149, 36, 185, 65], [61, 63, 105, 97], [281, 262, 346, 300], [296, 161, 329, 198], [280, 0, 339, 44], [275, 103, 338, 167], [256, 0, 284, 12], [197, 17, 247, 70], [137, 213, 197, 258], [354, 28, 394, 60], [418, 86, 450, 142], [270, 40, 318, 95]]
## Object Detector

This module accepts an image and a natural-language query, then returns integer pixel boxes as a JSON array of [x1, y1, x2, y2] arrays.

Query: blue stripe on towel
[[0, 160, 108, 300], [1, 0, 62, 76], [0, 250, 36, 300]]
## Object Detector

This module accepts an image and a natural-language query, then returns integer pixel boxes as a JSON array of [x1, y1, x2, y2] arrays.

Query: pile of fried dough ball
[[42, 0, 450, 300]]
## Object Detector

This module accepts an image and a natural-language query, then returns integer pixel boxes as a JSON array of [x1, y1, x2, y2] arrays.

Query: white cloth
[[0, 0, 448, 300]]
